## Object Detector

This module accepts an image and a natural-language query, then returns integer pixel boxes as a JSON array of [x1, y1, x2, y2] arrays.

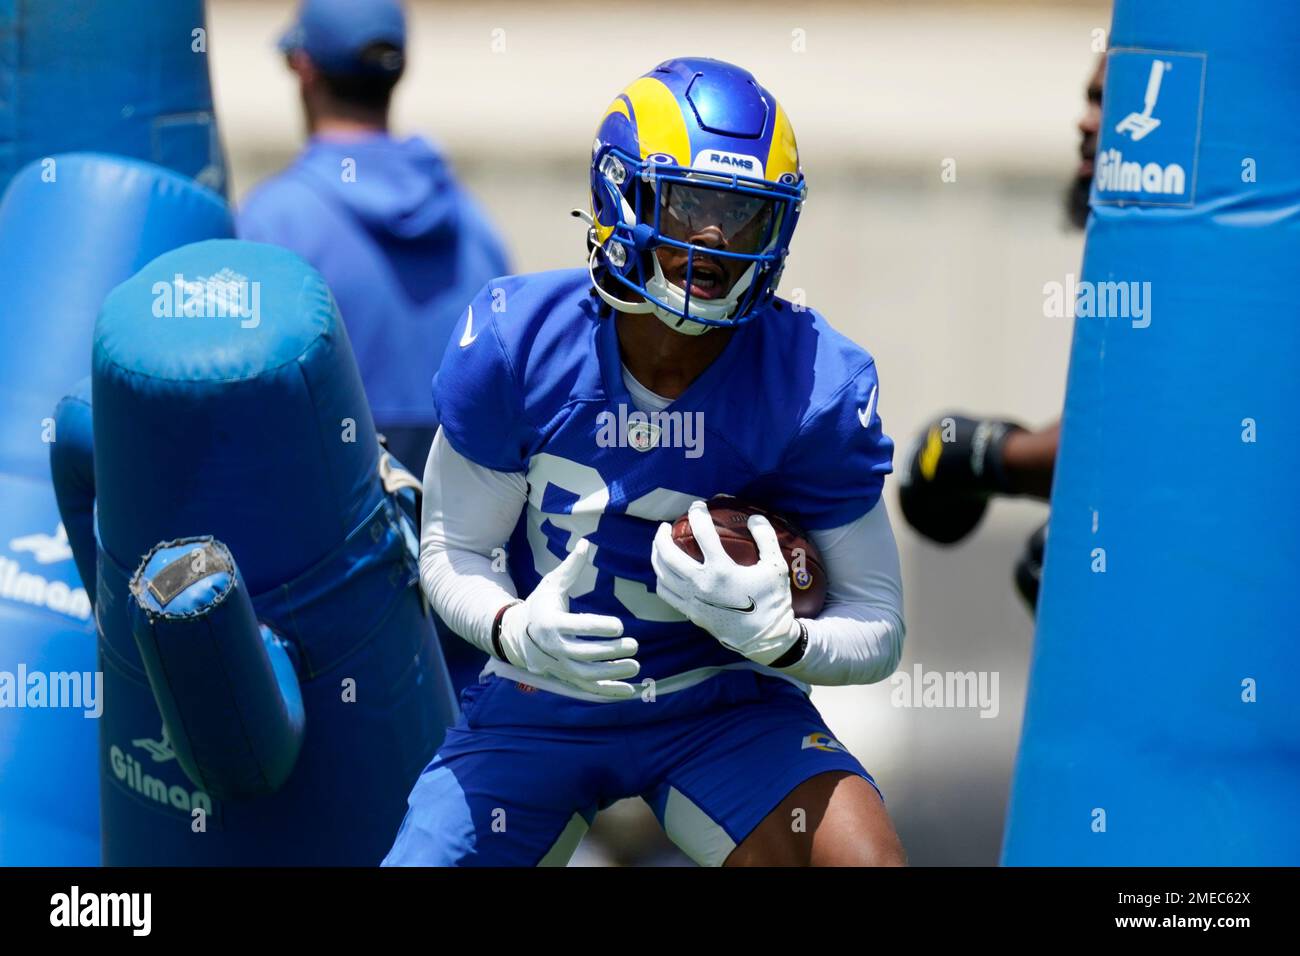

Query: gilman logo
[[1114, 60, 1168, 142], [1094, 49, 1205, 207], [110, 731, 212, 815], [1094, 148, 1186, 197], [2, 524, 91, 621], [10, 524, 73, 564]]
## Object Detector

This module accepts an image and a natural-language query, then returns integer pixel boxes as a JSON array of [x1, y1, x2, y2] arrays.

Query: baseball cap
[[278, 0, 406, 75]]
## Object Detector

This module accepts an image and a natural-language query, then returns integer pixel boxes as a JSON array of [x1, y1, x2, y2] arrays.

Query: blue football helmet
[[581, 57, 806, 335]]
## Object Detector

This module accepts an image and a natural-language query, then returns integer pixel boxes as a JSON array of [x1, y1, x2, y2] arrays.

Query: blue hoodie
[[238, 134, 510, 427]]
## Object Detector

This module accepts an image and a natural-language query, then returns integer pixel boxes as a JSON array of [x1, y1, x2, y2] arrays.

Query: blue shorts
[[383, 668, 879, 867]]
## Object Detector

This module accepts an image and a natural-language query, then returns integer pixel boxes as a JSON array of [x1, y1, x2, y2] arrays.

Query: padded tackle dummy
[[1003, 0, 1300, 864], [0, 0, 226, 196], [91, 239, 456, 864], [0, 154, 231, 864]]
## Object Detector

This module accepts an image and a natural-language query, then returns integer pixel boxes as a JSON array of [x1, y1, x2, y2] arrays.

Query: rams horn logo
[[801, 731, 848, 753]]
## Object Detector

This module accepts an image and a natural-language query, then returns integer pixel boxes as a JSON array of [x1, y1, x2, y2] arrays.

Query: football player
[[384, 58, 907, 866]]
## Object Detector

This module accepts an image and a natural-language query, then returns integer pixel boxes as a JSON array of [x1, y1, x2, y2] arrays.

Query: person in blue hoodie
[[239, 0, 510, 471], [238, 0, 510, 690]]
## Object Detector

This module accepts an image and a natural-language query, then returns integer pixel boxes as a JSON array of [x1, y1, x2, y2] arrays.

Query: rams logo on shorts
[[801, 731, 848, 753]]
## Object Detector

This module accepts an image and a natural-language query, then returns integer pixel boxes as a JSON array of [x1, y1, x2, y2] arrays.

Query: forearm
[[418, 428, 526, 656], [777, 501, 906, 686], [1000, 419, 1060, 499], [783, 606, 904, 686], [419, 546, 517, 657]]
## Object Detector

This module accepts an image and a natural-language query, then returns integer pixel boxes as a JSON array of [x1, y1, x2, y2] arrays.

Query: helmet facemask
[[587, 147, 804, 334]]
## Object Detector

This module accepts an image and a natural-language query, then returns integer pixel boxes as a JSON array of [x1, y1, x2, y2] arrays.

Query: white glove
[[497, 539, 639, 699], [651, 500, 801, 666]]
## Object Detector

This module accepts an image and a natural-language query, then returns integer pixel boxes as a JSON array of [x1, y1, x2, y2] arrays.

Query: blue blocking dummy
[[0, 0, 226, 196], [0, 155, 232, 864], [89, 239, 457, 864], [1003, 0, 1300, 864]]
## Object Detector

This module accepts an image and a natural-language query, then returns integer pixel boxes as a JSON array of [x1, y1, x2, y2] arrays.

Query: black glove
[[1014, 520, 1048, 612], [897, 414, 1026, 544]]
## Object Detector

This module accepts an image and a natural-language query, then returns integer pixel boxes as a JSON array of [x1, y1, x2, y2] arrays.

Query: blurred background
[[211, 0, 1109, 865]]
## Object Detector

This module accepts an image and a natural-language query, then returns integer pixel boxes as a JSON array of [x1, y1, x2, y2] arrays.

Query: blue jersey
[[435, 269, 893, 682]]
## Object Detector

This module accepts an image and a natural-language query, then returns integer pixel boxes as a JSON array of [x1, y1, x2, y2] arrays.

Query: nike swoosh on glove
[[651, 500, 800, 666], [498, 539, 639, 699]]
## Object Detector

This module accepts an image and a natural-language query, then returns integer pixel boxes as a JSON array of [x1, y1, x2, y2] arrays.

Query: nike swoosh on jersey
[[459, 305, 478, 347], [699, 596, 756, 614], [857, 383, 878, 429]]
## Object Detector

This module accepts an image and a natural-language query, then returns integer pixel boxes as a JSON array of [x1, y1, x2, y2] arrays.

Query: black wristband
[[982, 421, 1027, 496], [770, 622, 809, 669], [490, 602, 520, 662]]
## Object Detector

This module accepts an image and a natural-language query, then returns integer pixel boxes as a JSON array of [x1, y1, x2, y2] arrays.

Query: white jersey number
[[525, 453, 694, 623]]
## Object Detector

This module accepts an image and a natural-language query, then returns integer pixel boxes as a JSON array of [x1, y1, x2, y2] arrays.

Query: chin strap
[[573, 208, 641, 311], [581, 240, 654, 316], [570, 207, 597, 235], [572, 208, 713, 335]]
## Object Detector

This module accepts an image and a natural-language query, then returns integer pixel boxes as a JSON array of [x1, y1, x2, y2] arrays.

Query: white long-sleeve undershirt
[[418, 427, 906, 697]]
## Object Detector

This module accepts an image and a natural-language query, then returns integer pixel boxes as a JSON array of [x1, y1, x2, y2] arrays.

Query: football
[[670, 497, 828, 618]]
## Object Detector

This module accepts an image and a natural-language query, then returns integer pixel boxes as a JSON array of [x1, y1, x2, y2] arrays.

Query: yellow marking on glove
[[920, 426, 944, 481]]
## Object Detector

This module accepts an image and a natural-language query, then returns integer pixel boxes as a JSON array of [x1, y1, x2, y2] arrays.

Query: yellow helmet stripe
[[621, 77, 691, 165], [592, 95, 632, 244], [766, 102, 799, 182], [601, 96, 631, 126]]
